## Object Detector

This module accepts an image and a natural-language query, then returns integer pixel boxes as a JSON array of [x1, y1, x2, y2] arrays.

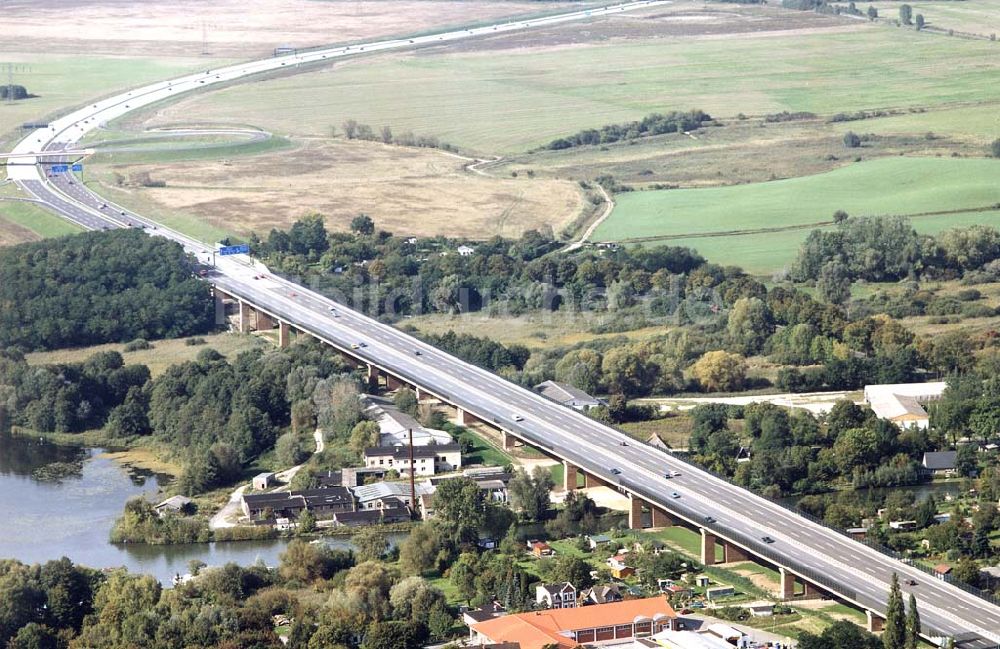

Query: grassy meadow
[[154, 27, 1000, 153], [0, 54, 213, 147], [596, 157, 1000, 274]]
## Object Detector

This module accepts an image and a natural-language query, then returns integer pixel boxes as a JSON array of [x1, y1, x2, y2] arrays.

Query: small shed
[[253, 472, 276, 490]]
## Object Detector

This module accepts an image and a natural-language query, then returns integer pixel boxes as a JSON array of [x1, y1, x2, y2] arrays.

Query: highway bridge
[[5, 4, 1000, 646]]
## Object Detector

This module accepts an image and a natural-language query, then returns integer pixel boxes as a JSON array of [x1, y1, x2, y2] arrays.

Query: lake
[[0, 434, 400, 583]]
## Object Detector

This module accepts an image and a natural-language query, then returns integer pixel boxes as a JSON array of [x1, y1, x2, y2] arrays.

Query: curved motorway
[[5, 3, 1000, 646]]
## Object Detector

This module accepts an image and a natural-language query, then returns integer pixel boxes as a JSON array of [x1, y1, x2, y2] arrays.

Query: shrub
[[185, 337, 207, 346], [843, 131, 861, 148], [123, 338, 152, 352]]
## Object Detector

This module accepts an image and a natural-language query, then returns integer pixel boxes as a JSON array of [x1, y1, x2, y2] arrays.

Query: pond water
[[0, 434, 401, 583]]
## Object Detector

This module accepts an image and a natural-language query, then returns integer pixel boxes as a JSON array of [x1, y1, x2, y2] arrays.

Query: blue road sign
[[71, 164, 83, 172], [219, 244, 251, 256], [51, 164, 69, 173]]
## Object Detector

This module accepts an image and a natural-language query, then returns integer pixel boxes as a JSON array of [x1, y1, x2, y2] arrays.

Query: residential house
[[153, 495, 193, 517], [922, 451, 958, 476], [864, 382, 947, 429], [457, 244, 476, 256], [536, 582, 577, 609], [588, 534, 613, 550], [462, 601, 506, 630], [646, 433, 669, 450], [363, 443, 462, 476], [658, 581, 692, 598], [579, 584, 622, 606], [934, 564, 953, 579], [534, 380, 605, 411], [529, 540, 554, 557], [252, 472, 275, 490], [633, 540, 666, 555], [470, 596, 677, 647], [607, 554, 635, 579]]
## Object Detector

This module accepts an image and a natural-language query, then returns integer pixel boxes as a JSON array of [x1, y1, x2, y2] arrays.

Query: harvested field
[[86, 138, 584, 240], [0, 215, 41, 247], [443, 2, 856, 53], [1, 0, 577, 58]]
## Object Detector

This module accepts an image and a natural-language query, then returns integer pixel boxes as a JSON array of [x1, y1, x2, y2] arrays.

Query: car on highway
[[905, 579, 918, 586], [358, 342, 367, 348], [413, 349, 422, 356], [704, 516, 716, 523], [761, 536, 775, 544], [512, 414, 524, 422], [668, 470, 681, 477], [611, 468, 622, 475], [670, 492, 681, 499]]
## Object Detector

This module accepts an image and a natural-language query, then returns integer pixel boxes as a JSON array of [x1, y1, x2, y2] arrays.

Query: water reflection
[[0, 434, 403, 583]]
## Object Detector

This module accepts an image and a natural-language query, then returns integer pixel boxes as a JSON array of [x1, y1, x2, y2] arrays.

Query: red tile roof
[[472, 596, 676, 649]]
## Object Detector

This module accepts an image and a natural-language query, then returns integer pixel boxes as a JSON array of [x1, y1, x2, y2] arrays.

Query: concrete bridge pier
[[651, 506, 675, 528], [239, 300, 252, 333], [278, 321, 291, 348], [214, 291, 227, 325], [455, 406, 471, 426], [866, 610, 884, 632], [384, 374, 404, 390], [722, 541, 749, 563], [256, 311, 276, 330], [366, 364, 380, 390], [629, 494, 645, 530], [780, 567, 796, 599], [701, 529, 717, 566], [501, 430, 517, 450], [563, 462, 579, 491]]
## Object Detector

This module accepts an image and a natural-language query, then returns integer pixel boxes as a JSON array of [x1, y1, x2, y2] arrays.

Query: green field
[[596, 157, 1000, 274], [0, 200, 82, 239], [0, 54, 213, 147], [843, 0, 1000, 36], [163, 28, 1000, 153]]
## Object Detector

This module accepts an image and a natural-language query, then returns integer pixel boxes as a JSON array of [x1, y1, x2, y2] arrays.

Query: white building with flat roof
[[363, 395, 453, 447], [863, 381, 948, 430]]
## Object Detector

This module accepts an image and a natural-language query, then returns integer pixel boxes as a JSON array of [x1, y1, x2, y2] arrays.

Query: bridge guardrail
[[658, 448, 1000, 611]]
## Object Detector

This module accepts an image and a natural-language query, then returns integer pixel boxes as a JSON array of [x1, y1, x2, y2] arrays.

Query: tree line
[[0, 230, 214, 351], [544, 109, 712, 150]]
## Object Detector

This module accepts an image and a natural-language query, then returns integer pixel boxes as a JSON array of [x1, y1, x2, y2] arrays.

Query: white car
[[512, 414, 524, 422]]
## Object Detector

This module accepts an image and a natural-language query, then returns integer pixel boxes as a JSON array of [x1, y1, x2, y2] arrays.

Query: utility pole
[[2, 63, 29, 105], [408, 427, 417, 519]]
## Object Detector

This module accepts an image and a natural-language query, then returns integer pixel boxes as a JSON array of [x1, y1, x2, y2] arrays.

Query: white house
[[457, 244, 476, 256], [536, 582, 577, 609], [363, 443, 462, 476]]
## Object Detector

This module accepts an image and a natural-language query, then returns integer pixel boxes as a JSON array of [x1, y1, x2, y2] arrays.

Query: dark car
[[704, 516, 716, 524], [761, 536, 775, 544], [611, 468, 622, 475]]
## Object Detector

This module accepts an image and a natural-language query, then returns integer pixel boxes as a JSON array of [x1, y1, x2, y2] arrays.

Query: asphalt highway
[[5, 3, 1000, 645]]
